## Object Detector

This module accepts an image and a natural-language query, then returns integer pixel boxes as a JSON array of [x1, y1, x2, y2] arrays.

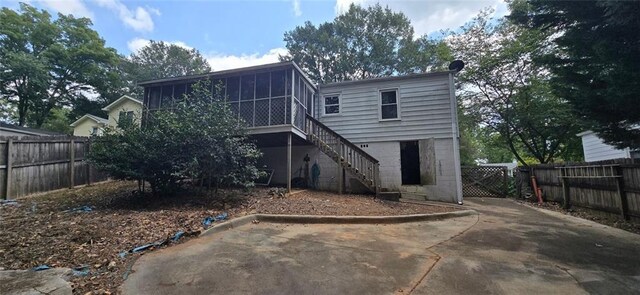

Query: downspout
[[448, 72, 464, 205]]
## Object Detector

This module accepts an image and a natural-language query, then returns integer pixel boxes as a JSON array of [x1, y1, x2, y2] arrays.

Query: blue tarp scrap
[[64, 205, 93, 213], [72, 265, 90, 277], [32, 265, 51, 271], [0, 200, 18, 206], [119, 229, 193, 258], [202, 212, 228, 228]]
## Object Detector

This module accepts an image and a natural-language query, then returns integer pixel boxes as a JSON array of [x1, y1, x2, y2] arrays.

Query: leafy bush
[[88, 81, 262, 195]]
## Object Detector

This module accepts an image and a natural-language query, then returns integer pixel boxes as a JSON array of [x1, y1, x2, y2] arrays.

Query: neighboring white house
[[138, 61, 463, 203], [70, 95, 142, 137], [577, 130, 639, 162]]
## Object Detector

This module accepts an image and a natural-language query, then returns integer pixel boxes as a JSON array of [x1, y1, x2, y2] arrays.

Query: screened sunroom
[[139, 62, 317, 136]]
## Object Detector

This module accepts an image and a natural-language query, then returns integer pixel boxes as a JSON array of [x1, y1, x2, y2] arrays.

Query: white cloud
[[205, 48, 288, 71], [38, 0, 94, 18], [292, 0, 302, 17], [95, 0, 158, 32], [127, 38, 193, 53], [334, 0, 508, 36]]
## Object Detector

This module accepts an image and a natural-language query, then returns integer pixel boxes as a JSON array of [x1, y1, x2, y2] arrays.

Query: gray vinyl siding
[[580, 132, 630, 162], [317, 73, 454, 143]]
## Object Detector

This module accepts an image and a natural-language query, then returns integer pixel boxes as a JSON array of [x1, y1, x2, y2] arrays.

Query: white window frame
[[379, 88, 400, 121], [322, 93, 341, 116]]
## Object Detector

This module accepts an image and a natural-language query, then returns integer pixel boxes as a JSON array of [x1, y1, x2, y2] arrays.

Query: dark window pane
[[286, 71, 292, 96], [381, 105, 397, 119], [174, 83, 186, 102], [325, 105, 339, 114], [256, 72, 270, 98], [227, 76, 240, 101], [241, 74, 255, 100], [381, 90, 397, 104], [143, 87, 149, 106], [149, 86, 160, 109], [325, 96, 339, 105], [271, 70, 285, 97]]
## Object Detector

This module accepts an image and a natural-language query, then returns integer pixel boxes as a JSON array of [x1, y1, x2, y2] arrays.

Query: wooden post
[[615, 166, 629, 220], [374, 163, 380, 196], [86, 139, 92, 186], [338, 141, 344, 194], [286, 132, 292, 193], [561, 168, 571, 210], [69, 139, 75, 188], [4, 138, 13, 200], [503, 166, 509, 197]]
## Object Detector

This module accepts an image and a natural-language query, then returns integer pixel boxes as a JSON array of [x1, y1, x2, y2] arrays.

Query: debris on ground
[[518, 199, 640, 234], [0, 181, 455, 294]]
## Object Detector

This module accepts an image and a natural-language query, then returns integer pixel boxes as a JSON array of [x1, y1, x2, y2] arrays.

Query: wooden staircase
[[304, 114, 380, 194]]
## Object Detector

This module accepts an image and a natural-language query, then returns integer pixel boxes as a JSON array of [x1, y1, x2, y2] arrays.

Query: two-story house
[[138, 61, 463, 203], [70, 95, 142, 136]]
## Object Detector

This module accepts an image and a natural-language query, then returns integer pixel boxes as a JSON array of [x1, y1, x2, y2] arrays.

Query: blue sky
[[3, 0, 507, 70]]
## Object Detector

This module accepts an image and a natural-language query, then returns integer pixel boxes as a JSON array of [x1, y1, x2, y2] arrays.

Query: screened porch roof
[[137, 61, 317, 91]]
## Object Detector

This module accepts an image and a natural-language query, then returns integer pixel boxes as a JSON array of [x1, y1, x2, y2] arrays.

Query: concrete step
[[377, 191, 401, 202]]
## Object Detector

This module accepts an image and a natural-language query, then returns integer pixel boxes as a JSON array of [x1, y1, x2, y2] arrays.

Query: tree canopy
[[449, 9, 582, 165], [282, 3, 450, 83], [0, 3, 119, 127], [510, 0, 640, 149]]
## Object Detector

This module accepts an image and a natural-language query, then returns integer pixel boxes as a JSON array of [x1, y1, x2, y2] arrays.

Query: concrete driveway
[[122, 199, 640, 294]]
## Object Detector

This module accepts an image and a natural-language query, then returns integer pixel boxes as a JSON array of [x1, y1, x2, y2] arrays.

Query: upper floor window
[[380, 89, 399, 120], [323, 95, 340, 115], [91, 127, 99, 135], [119, 111, 134, 125]]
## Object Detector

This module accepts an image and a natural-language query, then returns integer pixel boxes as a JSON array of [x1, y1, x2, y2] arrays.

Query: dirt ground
[[518, 199, 640, 234], [0, 181, 456, 295]]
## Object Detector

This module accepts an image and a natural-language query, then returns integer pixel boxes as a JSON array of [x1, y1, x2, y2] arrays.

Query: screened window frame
[[378, 88, 401, 121], [322, 93, 341, 116]]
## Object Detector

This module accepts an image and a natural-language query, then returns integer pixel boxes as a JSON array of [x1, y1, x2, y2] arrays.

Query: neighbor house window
[[91, 127, 99, 135], [380, 89, 399, 120], [119, 111, 134, 125], [323, 95, 340, 115]]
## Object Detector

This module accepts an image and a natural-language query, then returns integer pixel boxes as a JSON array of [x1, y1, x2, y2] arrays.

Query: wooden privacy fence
[[521, 159, 640, 220], [0, 136, 108, 199], [461, 166, 509, 198]]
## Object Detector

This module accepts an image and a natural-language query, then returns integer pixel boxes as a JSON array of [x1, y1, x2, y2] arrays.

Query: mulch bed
[[0, 181, 456, 294], [518, 199, 640, 235]]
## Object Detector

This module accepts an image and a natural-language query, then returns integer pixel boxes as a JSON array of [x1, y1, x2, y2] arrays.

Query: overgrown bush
[[88, 81, 262, 195]]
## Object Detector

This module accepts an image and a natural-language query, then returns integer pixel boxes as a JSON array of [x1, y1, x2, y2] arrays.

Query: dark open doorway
[[400, 141, 421, 185]]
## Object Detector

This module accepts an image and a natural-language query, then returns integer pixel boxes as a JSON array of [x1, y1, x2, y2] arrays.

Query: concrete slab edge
[[400, 199, 468, 210], [200, 210, 477, 237]]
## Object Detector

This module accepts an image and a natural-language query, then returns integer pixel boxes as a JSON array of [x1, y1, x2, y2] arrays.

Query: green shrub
[[88, 81, 262, 195]]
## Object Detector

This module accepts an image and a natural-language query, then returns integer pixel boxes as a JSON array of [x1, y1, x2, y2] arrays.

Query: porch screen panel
[[160, 85, 173, 109], [270, 97, 285, 125], [239, 101, 254, 127], [254, 99, 269, 126]]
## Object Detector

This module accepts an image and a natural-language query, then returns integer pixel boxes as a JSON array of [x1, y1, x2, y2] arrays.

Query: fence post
[[560, 168, 571, 209], [69, 139, 75, 188], [338, 140, 344, 194], [502, 166, 508, 197], [4, 138, 13, 200], [615, 166, 629, 220], [86, 139, 92, 186]]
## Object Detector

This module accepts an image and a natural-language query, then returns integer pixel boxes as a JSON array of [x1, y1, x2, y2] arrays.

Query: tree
[[0, 3, 119, 127], [509, 0, 640, 149], [282, 4, 449, 83], [123, 41, 211, 99], [449, 9, 582, 165], [88, 81, 261, 194]]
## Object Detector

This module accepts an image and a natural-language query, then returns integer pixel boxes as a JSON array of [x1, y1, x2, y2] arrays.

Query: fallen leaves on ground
[[0, 182, 455, 294]]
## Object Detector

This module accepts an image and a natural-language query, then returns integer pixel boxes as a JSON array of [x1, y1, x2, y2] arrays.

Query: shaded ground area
[[123, 197, 640, 295], [518, 199, 640, 235], [0, 181, 454, 294], [121, 216, 477, 295], [417, 198, 640, 294]]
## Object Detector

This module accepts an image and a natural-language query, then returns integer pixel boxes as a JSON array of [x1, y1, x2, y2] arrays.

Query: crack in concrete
[[403, 213, 481, 295]]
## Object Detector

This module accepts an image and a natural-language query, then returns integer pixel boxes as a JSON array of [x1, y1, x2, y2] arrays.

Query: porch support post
[[287, 132, 292, 193], [338, 141, 344, 194]]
